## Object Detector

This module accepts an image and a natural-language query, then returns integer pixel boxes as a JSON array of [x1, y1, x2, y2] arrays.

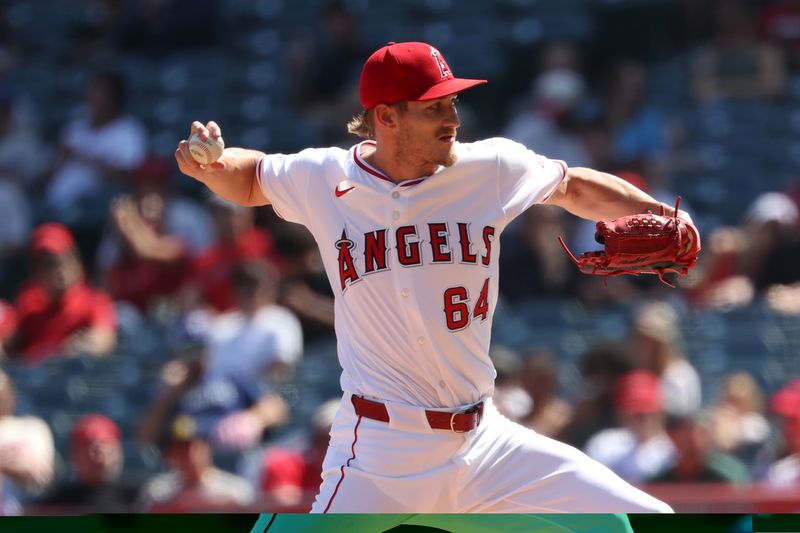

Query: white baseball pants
[[310, 393, 673, 513]]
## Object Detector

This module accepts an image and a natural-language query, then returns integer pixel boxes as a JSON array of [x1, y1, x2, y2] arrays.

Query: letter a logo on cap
[[430, 47, 451, 78]]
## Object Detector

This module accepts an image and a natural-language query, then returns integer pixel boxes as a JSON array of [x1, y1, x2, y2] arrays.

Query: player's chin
[[441, 148, 458, 167]]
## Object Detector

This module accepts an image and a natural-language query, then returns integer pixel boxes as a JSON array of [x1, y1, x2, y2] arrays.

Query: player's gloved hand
[[559, 197, 701, 287]]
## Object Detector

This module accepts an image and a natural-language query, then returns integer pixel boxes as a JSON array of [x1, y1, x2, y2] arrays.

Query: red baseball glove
[[559, 198, 701, 287]]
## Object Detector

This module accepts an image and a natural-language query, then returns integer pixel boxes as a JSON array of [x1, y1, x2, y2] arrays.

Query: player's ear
[[374, 103, 399, 130]]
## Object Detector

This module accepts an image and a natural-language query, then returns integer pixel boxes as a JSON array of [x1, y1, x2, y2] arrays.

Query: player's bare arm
[[545, 166, 693, 224], [175, 121, 270, 207]]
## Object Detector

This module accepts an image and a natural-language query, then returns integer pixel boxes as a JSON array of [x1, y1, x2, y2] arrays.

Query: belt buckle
[[450, 403, 481, 433]]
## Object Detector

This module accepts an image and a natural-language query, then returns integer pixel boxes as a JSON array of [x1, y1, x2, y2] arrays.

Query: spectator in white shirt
[[44, 72, 146, 225], [205, 261, 303, 384]]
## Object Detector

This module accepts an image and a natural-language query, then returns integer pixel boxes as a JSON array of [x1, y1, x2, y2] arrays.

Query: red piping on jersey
[[542, 160, 568, 202], [323, 415, 362, 513], [353, 142, 425, 188]]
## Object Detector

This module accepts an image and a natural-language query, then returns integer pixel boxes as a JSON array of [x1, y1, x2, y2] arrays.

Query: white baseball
[[188, 133, 224, 165]]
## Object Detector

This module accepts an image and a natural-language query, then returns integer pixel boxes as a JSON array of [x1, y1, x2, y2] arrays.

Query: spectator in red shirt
[[7, 223, 116, 363], [184, 197, 278, 314], [101, 192, 190, 315]]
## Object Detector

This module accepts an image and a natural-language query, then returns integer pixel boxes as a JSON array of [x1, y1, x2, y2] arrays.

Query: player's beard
[[441, 145, 457, 167], [397, 127, 458, 170]]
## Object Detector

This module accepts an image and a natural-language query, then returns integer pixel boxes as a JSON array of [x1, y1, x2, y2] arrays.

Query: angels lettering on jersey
[[335, 223, 496, 292]]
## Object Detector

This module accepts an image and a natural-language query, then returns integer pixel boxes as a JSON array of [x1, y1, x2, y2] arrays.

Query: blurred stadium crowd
[[0, 0, 799, 515]]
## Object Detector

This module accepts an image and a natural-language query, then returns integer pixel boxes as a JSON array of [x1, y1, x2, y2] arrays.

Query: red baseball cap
[[615, 370, 663, 415], [71, 415, 121, 447], [30, 223, 75, 255], [771, 379, 800, 417], [359, 41, 487, 109]]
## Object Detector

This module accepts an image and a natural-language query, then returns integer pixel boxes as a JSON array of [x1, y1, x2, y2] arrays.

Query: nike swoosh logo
[[335, 186, 355, 197]]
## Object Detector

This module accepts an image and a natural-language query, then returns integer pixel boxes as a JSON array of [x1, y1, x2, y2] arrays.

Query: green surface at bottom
[[251, 513, 634, 533]]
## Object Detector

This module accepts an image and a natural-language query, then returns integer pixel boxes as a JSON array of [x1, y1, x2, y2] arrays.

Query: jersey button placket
[[389, 187, 404, 224]]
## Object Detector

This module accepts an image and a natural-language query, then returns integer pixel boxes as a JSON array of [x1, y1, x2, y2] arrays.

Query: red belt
[[351, 395, 484, 433]]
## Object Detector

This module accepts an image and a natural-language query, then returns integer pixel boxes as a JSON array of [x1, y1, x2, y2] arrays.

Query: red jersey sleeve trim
[[541, 159, 568, 202]]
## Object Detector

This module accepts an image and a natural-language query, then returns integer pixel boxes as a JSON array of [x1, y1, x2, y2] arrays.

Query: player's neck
[[364, 144, 437, 184]]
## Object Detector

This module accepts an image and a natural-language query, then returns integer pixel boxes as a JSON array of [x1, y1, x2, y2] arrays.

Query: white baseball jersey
[[256, 137, 566, 409], [254, 137, 674, 515]]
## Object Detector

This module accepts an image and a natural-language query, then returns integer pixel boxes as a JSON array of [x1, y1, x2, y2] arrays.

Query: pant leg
[[457, 401, 673, 513], [310, 394, 468, 513]]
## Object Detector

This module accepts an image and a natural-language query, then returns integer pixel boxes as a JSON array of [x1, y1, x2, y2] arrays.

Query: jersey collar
[[352, 141, 426, 188]]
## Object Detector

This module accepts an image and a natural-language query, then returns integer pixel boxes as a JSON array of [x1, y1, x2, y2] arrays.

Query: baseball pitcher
[[176, 42, 700, 525]]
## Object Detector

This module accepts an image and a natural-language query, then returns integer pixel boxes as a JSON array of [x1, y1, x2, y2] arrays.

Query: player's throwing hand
[[175, 120, 225, 175]]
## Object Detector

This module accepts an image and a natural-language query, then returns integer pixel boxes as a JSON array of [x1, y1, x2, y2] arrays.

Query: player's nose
[[442, 105, 460, 128]]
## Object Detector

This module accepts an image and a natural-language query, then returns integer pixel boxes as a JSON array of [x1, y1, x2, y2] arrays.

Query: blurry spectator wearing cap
[[94, 155, 215, 316], [559, 341, 635, 449], [96, 155, 215, 258], [137, 317, 289, 461], [203, 261, 303, 385], [182, 197, 280, 315], [629, 300, 701, 418], [258, 398, 340, 512], [35, 415, 137, 513], [98, 191, 191, 316], [137, 412, 254, 513], [687, 191, 800, 314], [585, 370, 676, 483], [764, 379, 800, 486], [4, 223, 117, 363], [0, 369, 55, 515], [43, 72, 147, 229], [648, 411, 750, 484], [693, 0, 786, 104], [503, 68, 592, 168]]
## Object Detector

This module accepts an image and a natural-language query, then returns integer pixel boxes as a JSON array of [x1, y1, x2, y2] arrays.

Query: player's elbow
[[550, 167, 592, 208]]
